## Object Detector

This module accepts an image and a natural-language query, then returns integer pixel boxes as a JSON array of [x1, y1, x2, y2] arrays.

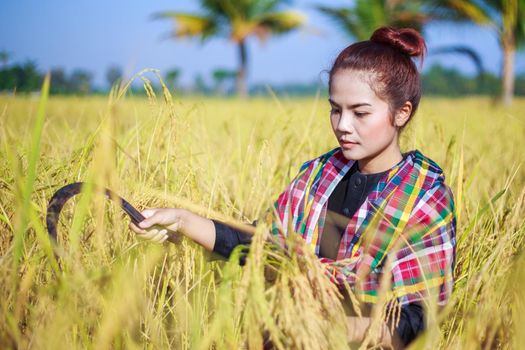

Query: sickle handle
[[46, 182, 149, 241]]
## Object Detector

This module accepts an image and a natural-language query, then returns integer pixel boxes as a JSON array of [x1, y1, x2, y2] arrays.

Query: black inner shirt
[[320, 160, 390, 259]]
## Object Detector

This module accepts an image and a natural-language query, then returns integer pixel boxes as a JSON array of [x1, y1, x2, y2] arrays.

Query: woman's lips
[[340, 140, 358, 149]]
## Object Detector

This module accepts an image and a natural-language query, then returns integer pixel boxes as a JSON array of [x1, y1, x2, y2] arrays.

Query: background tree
[[153, 0, 306, 98], [106, 64, 123, 89], [431, 0, 525, 105], [50, 68, 70, 94], [7, 61, 42, 92], [193, 73, 210, 95], [70, 69, 93, 95], [165, 68, 181, 92], [0, 50, 11, 70], [317, 0, 431, 41], [212, 68, 236, 95]]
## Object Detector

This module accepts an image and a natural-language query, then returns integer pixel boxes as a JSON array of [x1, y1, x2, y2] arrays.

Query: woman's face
[[329, 69, 401, 172]]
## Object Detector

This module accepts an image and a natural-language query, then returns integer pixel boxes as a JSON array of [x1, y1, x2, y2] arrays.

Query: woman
[[129, 27, 456, 348]]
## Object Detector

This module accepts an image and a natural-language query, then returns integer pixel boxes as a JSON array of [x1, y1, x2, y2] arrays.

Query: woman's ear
[[394, 101, 412, 128]]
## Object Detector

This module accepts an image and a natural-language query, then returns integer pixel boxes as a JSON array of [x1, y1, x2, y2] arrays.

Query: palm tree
[[317, 0, 487, 97], [154, 0, 306, 98], [317, 0, 432, 41], [431, 0, 525, 105]]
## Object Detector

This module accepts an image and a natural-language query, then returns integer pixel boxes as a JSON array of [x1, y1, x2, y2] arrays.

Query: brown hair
[[328, 27, 427, 126]]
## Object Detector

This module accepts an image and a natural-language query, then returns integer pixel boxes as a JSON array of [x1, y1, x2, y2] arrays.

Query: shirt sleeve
[[212, 220, 255, 264], [391, 302, 425, 347]]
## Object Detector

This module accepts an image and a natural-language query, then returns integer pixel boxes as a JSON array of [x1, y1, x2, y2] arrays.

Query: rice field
[[1, 75, 525, 349]]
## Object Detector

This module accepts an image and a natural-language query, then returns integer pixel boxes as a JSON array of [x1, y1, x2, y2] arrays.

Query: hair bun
[[370, 26, 426, 60]]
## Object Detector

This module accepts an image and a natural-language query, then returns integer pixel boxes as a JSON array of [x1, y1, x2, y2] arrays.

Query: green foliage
[[106, 65, 123, 89], [212, 68, 236, 94], [0, 61, 43, 93], [69, 69, 93, 95], [432, 0, 525, 45], [422, 64, 504, 96], [164, 68, 181, 92], [317, 0, 430, 41], [1, 58, 523, 97], [0, 62, 95, 95], [0, 49, 11, 68], [154, 0, 306, 43]]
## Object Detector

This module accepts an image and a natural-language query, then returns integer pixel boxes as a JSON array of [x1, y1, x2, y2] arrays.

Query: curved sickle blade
[[46, 182, 145, 242]]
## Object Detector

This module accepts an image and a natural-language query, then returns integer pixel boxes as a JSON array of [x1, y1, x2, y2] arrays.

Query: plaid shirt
[[269, 148, 456, 306]]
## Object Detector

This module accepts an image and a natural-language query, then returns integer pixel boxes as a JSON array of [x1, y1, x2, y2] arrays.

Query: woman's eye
[[354, 112, 368, 118], [330, 108, 340, 115]]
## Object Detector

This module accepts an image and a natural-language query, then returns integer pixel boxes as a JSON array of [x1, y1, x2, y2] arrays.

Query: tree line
[[1, 58, 524, 97], [0, 59, 119, 95]]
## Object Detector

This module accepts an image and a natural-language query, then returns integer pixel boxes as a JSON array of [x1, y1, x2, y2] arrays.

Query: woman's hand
[[129, 208, 217, 251], [128, 208, 186, 243]]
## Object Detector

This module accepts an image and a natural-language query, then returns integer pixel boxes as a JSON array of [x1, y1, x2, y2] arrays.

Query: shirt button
[[354, 177, 362, 186], [343, 208, 351, 216]]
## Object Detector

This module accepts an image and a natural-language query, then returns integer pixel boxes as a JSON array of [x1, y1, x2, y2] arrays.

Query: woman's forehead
[[329, 70, 383, 105]]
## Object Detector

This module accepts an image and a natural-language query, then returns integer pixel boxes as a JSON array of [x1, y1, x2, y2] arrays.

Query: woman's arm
[[129, 208, 217, 251]]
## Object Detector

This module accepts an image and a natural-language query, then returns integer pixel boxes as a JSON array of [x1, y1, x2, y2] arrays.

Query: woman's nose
[[336, 112, 355, 133]]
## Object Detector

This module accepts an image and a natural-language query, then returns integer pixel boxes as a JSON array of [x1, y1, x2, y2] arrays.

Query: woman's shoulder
[[406, 149, 456, 217], [407, 149, 450, 191], [298, 147, 342, 173]]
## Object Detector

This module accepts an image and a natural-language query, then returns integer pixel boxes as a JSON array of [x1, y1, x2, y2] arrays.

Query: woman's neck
[[357, 143, 403, 175]]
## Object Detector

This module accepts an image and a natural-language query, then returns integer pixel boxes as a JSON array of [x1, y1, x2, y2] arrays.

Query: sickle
[[46, 182, 177, 243]]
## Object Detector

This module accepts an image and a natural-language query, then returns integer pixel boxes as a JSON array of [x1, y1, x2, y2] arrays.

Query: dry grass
[[0, 75, 524, 349]]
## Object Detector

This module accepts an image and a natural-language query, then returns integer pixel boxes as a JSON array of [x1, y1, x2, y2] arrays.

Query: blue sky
[[1, 0, 524, 88]]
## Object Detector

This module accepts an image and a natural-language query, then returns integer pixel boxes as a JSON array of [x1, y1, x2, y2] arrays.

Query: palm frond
[[258, 10, 306, 34], [317, 6, 367, 41], [230, 20, 259, 42], [435, 0, 493, 24], [240, 10, 305, 43], [318, 0, 430, 41], [229, 10, 305, 42], [201, 0, 284, 21], [153, 12, 219, 40], [430, 45, 484, 76]]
